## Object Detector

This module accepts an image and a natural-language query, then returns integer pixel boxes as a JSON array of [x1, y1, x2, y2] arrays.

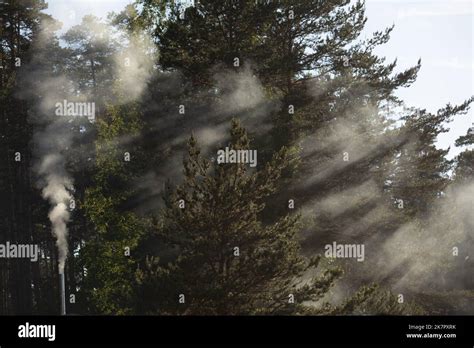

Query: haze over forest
[[0, 0, 472, 315]]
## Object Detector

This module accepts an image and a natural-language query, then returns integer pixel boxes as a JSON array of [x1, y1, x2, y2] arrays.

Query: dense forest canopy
[[0, 0, 472, 315]]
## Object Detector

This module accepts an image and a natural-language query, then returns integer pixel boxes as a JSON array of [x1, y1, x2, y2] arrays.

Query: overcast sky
[[44, 0, 473, 158]]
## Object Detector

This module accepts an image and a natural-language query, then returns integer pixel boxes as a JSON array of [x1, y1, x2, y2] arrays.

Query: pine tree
[[136, 119, 373, 315], [0, 0, 60, 314], [389, 102, 473, 218], [454, 126, 474, 184], [130, 0, 425, 235], [127, 0, 474, 310], [79, 101, 148, 314], [61, 15, 118, 99]]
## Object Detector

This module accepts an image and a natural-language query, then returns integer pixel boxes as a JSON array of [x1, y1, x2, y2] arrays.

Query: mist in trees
[[0, 0, 472, 315]]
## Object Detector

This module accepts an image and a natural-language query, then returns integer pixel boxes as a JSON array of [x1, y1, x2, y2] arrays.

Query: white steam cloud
[[39, 155, 73, 274], [21, 15, 155, 273], [374, 182, 474, 291], [113, 32, 155, 103], [16, 18, 76, 275]]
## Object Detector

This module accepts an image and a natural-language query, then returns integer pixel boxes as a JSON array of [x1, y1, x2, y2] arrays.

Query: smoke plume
[[17, 18, 76, 274]]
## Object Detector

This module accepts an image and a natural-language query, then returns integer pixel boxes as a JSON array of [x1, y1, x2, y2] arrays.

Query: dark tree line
[[0, 0, 472, 315]]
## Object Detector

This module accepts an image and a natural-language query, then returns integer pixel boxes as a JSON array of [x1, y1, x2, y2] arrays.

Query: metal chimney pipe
[[59, 272, 66, 315]]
